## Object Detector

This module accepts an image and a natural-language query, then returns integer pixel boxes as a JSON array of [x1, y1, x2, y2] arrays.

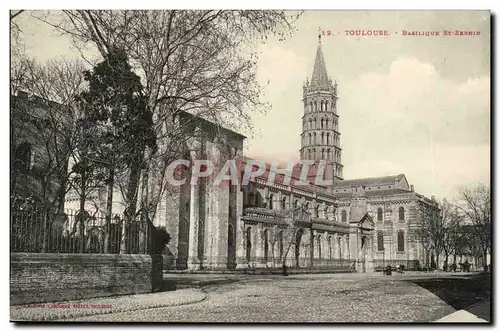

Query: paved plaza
[[11, 272, 490, 323]]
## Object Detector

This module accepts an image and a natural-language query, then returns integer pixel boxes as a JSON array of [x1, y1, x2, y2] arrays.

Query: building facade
[[156, 35, 440, 272], [51, 35, 440, 271]]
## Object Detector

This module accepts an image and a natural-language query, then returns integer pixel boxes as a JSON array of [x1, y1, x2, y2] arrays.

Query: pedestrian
[[350, 261, 355, 271]]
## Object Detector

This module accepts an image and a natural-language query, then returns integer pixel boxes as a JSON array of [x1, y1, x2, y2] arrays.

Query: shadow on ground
[[407, 273, 491, 320], [159, 278, 242, 292]]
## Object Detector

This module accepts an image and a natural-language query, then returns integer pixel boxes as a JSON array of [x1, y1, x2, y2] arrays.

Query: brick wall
[[10, 253, 161, 305]]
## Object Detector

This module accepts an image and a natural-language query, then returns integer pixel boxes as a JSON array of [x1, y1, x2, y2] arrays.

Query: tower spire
[[310, 31, 329, 87]]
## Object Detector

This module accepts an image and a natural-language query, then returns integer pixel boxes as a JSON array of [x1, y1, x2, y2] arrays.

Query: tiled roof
[[333, 188, 412, 199], [241, 158, 331, 194], [333, 174, 405, 188]]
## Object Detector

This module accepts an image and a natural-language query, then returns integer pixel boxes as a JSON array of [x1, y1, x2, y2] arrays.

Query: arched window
[[399, 207, 405, 221], [308, 119, 312, 130], [321, 132, 325, 144], [308, 149, 311, 160], [314, 101, 317, 112], [327, 148, 331, 160], [309, 102, 313, 113], [313, 132, 316, 144], [397, 231, 405, 252], [179, 218, 189, 244], [255, 192, 263, 208], [321, 118, 324, 129], [305, 202, 309, 213], [14, 142, 32, 172], [248, 192, 255, 206], [320, 101, 324, 111], [282, 197, 287, 210], [377, 208, 383, 221], [326, 132, 330, 145], [314, 205, 319, 218], [325, 100, 329, 111], [377, 231, 384, 251], [341, 210, 347, 223], [326, 118, 329, 128], [308, 133, 312, 144], [268, 194, 274, 210], [312, 148, 316, 159]]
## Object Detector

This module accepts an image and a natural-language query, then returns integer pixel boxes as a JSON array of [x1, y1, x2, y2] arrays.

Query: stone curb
[[10, 288, 207, 322]]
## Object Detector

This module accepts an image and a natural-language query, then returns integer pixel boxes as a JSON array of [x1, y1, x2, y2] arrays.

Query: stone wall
[[10, 253, 161, 305]]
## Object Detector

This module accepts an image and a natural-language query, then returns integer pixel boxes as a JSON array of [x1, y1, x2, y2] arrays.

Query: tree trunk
[[104, 169, 114, 253], [125, 160, 141, 223], [309, 229, 314, 268], [121, 158, 142, 254], [271, 243, 275, 268], [483, 249, 488, 273], [79, 171, 86, 253]]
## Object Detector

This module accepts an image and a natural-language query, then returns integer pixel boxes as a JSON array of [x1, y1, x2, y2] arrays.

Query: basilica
[[156, 35, 440, 272]]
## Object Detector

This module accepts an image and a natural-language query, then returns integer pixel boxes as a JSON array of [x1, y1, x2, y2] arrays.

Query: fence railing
[[10, 208, 152, 254]]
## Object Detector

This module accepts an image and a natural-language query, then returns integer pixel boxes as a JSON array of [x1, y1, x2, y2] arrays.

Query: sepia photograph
[[9, 9, 491, 323]]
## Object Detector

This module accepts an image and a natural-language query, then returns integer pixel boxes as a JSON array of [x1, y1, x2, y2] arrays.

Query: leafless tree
[[11, 10, 30, 93], [414, 201, 436, 270], [456, 183, 491, 273], [31, 10, 301, 226], [273, 207, 306, 268], [11, 58, 88, 214]]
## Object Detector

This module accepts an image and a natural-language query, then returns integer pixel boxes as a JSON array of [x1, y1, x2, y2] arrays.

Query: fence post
[[120, 220, 126, 254]]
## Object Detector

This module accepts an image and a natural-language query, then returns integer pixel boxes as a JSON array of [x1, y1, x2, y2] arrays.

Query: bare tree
[[11, 10, 30, 93], [415, 201, 436, 270], [277, 207, 306, 267], [32, 10, 301, 226], [429, 199, 459, 270], [456, 183, 491, 273], [11, 58, 88, 214]]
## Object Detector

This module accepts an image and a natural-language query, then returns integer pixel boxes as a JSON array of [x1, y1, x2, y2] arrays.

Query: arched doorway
[[177, 218, 189, 269], [227, 223, 236, 269], [295, 229, 304, 268], [246, 227, 252, 263], [361, 236, 368, 272], [264, 229, 269, 264]]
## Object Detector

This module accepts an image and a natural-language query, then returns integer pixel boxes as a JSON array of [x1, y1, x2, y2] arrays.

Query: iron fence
[[10, 208, 152, 254]]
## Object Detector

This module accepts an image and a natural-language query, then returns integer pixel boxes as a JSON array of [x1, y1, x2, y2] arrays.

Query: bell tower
[[300, 33, 343, 181]]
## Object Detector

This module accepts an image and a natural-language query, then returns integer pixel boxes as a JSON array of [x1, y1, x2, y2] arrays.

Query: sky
[[14, 10, 490, 201]]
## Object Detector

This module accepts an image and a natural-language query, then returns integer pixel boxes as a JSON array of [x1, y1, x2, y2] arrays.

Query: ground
[[46, 272, 490, 323]]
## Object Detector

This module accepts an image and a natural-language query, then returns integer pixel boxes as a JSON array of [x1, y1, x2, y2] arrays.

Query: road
[[68, 272, 490, 322]]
